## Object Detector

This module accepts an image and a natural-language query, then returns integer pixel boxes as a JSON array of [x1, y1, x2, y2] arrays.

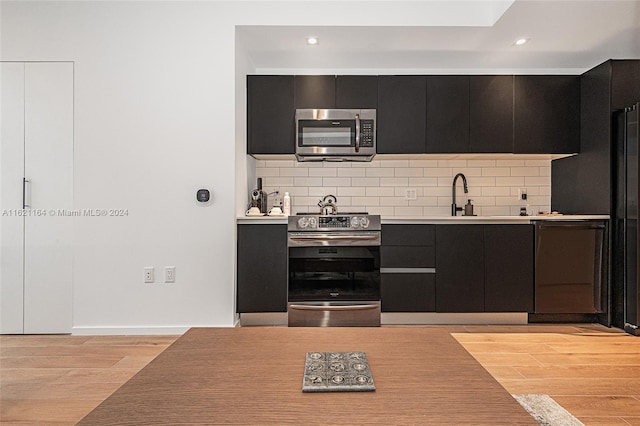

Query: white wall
[[2, 2, 240, 333]]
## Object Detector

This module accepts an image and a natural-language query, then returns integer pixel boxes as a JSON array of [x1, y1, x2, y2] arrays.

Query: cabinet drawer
[[381, 246, 435, 268], [381, 273, 436, 312], [382, 225, 435, 246]]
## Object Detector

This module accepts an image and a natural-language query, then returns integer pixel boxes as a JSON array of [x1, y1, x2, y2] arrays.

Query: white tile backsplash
[[257, 158, 552, 216]]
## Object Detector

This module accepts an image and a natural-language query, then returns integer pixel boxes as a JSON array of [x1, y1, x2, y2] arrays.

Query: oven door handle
[[288, 234, 380, 242], [289, 304, 380, 311]]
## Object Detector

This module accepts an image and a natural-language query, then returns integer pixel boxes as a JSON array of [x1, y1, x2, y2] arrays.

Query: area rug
[[513, 394, 584, 426]]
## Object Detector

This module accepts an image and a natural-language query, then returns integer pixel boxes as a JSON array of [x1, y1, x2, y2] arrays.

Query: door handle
[[355, 113, 361, 153], [23, 178, 31, 209], [289, 304, 379, 311]]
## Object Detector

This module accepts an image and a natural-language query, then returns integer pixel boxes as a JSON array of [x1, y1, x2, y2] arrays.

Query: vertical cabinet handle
[[23, 178, 31, 209]]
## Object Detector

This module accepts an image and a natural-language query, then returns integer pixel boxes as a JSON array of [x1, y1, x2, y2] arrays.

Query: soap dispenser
[[464, 199, 475, 216]]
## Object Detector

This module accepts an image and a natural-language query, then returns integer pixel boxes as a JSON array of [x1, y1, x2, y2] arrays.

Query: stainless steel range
[[287, 212, 381, 327]]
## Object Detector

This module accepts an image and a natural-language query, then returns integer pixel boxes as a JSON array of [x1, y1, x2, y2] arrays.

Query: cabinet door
[[294, 75, 335, 109], [436, 225, 484, 312], [426, 76, 469, 153], [381, 274, 435, 312], [484, 225, 534, 312], [23, 62, 74, 334], [0, 62, 25, 334], [377, 76, 427, 153], [381, 224, 435, 268], [514, 76, 580, 154], [247, 75, 295, 154], [237, 224, 288, 313], [336, 75, 378, 109], [470, 76, 514, 153]]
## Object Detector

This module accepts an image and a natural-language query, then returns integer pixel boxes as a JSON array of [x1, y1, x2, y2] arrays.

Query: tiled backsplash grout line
[[253, 158, 551, 216]]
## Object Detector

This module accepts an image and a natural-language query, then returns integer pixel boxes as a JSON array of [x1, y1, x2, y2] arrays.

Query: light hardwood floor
[[1, 324, 639, 425]]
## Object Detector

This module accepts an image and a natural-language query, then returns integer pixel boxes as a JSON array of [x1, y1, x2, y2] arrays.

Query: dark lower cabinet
[[247, 75, 295, 154], [237, 224, 287, 313], [377, 76, 427, 153], [381, 224, 436, 312], [381, 274, 435, 312], [436, 225, 485, 312], [435, 224, 534, 313], [484, 225, 534, 312]]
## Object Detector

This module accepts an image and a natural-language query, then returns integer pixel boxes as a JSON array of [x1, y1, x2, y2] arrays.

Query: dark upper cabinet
[[484, 225, 534, 312], [377, 76, 427, 153], [514, 75, 580, 154], [470, 76, 514, 153], [426, 76, 470, 153], [237, 224, 288, 313], [336, 75, 378, 109], [435, 225, 485, 312], [553, 60, 640, 215], [247, 75, 295, 155], [294, 75, 378, 109], [294, 75, 336, 109]]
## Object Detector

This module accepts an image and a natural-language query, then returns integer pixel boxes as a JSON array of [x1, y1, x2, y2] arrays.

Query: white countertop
[[237, 214, 609, 225]]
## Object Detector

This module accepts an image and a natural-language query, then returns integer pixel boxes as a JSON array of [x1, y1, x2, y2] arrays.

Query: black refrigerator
[[614, 102, 640, 335]]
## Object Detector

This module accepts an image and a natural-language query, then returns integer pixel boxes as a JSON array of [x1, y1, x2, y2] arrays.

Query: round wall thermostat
[[196, 189, 211, 203]]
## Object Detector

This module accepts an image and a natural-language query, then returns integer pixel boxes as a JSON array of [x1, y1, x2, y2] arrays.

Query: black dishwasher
[[534, 220, 607, 314]]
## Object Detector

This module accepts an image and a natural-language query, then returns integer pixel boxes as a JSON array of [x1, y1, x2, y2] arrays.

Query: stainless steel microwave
[[295, 109, 376, 162]]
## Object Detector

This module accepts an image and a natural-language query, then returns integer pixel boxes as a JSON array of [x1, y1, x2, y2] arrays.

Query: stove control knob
[[350, 216, 360, 228], [308, 217, 318, 229], [297, 217, 309, 229], [359, 216, 370, 229]]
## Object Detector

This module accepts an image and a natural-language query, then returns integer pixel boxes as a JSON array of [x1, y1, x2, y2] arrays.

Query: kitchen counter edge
[[237, 215, 609, 225]]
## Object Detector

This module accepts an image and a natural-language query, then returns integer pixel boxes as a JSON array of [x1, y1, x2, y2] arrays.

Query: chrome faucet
[[451, 173, 468, 216], [318, 194, 338, 215]]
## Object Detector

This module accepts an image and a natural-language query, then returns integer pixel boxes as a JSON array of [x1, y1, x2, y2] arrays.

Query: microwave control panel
[[360, 120, 374, 147]]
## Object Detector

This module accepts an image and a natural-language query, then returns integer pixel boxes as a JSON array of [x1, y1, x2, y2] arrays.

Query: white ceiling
[[238, 0, 640, 74]]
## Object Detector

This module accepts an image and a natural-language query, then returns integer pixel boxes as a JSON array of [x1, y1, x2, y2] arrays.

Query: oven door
[[288, 245, 380, 302], [288, 241, 380, 327]]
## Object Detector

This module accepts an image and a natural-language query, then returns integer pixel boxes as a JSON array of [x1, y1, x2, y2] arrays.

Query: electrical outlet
[[404, 188, 417, 201], [144, 267, 154, 283], [518, 188, 528, 201], [165, 266, 175, 283]]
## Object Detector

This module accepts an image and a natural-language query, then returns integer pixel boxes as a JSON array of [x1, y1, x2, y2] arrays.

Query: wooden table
[[79, 327, 536, 425]]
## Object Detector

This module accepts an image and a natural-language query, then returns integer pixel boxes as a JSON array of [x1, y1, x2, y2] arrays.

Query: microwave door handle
[[355, 113, 360, 153]]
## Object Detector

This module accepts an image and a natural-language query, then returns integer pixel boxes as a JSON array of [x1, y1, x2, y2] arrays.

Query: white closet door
[[0, 62, 26, 334], [23, 62, 73, 334]]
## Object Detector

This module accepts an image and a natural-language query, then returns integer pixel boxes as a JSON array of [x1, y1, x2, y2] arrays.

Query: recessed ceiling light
[[306, 36, 319, 46], [515, 38, 529, 46]]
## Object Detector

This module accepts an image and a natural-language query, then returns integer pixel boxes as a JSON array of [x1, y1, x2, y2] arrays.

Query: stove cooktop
[[296, 212, 368, 216]]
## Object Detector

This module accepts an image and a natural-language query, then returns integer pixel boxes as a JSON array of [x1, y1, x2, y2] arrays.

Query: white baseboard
[[71, 326, 191, 336]]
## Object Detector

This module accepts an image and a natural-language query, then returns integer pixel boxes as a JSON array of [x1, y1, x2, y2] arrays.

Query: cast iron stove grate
[[302, 351, 375, 392]]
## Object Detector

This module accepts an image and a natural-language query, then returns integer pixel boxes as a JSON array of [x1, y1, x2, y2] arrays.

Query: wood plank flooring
[[1, 324, 638, 425]]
